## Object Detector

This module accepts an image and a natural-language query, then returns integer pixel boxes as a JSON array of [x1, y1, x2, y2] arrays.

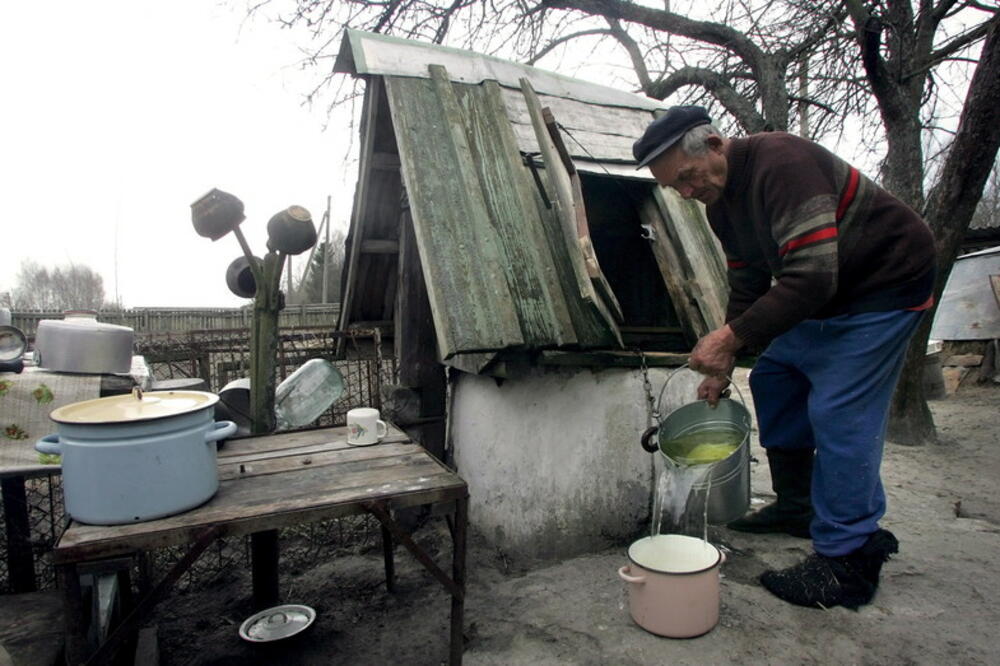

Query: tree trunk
[[888, 17, 1000, 445]]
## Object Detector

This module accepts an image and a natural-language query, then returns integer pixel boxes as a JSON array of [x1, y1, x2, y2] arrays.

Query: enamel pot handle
[[35, 434, 61, 455], [618, 565, 645, 584], [205, 420, 238, 444], [640, 426, 660, 453]]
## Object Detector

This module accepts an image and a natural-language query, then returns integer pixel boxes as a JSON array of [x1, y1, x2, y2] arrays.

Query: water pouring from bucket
[[640, 365, 752, 529], [618, 366, 751, 638]]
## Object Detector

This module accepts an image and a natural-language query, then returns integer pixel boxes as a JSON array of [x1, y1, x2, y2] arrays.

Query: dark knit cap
[[633, 105, 712, 168]]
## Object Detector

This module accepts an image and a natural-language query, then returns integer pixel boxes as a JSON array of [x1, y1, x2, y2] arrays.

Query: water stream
[[650, 429, 742, 539]]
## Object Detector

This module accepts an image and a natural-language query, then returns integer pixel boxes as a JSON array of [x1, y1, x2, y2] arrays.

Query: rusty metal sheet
[[931, 246, 1000, 340]]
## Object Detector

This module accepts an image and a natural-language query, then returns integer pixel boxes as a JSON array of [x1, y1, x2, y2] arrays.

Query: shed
[[334, 30, 727, 559], [931, 245, 1000, 341]]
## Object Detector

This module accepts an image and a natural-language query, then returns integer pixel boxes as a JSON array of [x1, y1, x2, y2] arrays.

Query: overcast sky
[[1, 1, 357, 308]]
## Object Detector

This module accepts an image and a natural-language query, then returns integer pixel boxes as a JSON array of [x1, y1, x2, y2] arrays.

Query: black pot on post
[[226, 255, 262, 299], [266, 206, 316, 255], [192, 188, 246, 241]]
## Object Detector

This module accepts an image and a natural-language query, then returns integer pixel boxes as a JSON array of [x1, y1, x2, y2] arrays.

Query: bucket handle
[[656, 363, 748, 418], [640, 426, 660, 454], [618, 565, 645, 585]]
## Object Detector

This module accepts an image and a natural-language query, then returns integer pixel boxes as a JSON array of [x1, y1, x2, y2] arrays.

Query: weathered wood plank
[[55, 470, 466, 563], [384, 72, 524, 358], [519, 78, 623, 348], [218, 440, 416, 475], [452, 79, 577, 347], [217, 424, 407, 459], [653, 187, 728, 332], [638, 196, 708, 343], [539, 350, 688, 368]]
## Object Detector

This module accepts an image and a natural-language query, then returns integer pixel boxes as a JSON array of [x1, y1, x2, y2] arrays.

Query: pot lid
[[239, 605, 316, 643], [49, 389, 219, 425]]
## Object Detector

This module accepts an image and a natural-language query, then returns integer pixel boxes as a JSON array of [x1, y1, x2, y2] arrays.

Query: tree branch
[[526, 28, 612, 64], [646, 66, 768, 132], [605, 18, 651, 88]]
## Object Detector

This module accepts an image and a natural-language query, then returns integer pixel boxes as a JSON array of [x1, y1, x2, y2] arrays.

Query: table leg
[[251, 530, 280, 609], [58, 563, 89, 666], [450, 497, 468, 666], [381, 523, 395, 592], [2, 476, 37, 593]]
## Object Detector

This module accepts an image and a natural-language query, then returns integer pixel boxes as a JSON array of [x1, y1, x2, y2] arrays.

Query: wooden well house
[[334, 30, 728, 559]]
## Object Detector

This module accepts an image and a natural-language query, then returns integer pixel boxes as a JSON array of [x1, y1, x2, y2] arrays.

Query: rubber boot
[[728, 448, 813, 538]]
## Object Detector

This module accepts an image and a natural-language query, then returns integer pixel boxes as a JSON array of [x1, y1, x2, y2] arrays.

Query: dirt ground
[[152, 374, 1000, 665]]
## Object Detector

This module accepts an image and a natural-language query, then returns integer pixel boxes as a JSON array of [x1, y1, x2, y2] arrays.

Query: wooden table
[[52, 425, 469, 665]]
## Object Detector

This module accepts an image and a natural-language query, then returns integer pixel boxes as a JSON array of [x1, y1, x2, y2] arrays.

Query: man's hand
[[690, 324, 742, 376], [689, 324, 743, 407], [698, 376, 731, 407]]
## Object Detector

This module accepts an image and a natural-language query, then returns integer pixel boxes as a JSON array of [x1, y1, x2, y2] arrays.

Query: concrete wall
[[451, 364, 698, 561]]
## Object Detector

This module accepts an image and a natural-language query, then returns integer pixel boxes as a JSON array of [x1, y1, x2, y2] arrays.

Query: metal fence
[[0, 325, 397, 594], [11, 304, 341, 338]]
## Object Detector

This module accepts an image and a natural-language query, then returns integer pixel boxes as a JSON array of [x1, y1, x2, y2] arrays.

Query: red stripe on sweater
[[779, 226, 838, 257], [727, 259, 748, 269], [836, 167, 860, 221], [906, 295, 934, 311]]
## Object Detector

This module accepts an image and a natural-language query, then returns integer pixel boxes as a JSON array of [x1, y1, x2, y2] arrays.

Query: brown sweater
[[707, 132, 935, 348]]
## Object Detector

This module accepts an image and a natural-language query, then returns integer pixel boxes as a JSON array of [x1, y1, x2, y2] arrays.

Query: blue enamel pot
[[36, 390, 236, 525]]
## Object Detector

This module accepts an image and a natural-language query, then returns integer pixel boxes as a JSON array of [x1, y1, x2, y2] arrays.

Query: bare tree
[[253, 0, 1000, 443], [7, 260, 108, 311]]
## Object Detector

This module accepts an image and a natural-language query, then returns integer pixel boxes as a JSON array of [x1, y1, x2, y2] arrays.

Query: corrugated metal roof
[[335, 29, 664, 112]]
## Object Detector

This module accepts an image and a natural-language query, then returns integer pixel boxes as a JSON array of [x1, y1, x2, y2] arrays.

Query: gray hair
[[679, 123, 725, 156]]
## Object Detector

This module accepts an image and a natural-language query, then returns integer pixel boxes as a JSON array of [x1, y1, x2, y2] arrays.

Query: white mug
[[347, 408, 388, 446]]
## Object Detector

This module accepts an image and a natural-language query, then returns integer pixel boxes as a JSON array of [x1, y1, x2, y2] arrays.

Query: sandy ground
[[153, 374, 1000, 665]]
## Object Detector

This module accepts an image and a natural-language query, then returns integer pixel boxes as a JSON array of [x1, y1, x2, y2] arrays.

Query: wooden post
[[396, 190, 447, 459], [249, 251, 284, 435], [2, 476, 36, 593]]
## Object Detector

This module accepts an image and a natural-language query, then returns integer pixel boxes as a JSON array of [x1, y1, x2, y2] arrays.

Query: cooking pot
[[640, 367, 751, 525], [34, 311, 134, 374], [35, 390, 236, 525], [618, 534, 725, 637], [266, 206, 316, 255]]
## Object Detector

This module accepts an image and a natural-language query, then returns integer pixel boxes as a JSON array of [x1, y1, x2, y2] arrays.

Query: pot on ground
[[36, 390, 236, 525], [618, 534, 725, 638]]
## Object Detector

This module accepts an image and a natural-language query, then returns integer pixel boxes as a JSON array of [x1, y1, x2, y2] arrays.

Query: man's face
[[648, 137, 728, 205]]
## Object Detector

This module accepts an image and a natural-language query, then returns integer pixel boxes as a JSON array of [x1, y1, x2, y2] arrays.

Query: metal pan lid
[[239, 604, 316, 643], [49, 389, 220, 425]]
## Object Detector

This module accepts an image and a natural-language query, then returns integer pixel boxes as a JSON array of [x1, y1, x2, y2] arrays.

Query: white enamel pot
[[617, 535, 725, 638], [36, 390, 236, 525]]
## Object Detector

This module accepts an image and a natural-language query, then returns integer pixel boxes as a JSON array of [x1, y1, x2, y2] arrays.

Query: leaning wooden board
[[53, 425, 467, 564]]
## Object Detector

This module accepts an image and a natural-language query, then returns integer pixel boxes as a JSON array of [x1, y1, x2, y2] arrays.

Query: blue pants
[[749, 310, 923, 556]]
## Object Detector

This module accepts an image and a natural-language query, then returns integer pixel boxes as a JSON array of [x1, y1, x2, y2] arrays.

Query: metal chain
[[636, 349, 660, 428]]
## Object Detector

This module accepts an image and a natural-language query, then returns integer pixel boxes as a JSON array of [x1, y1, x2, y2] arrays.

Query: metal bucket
[[641, 368, 751, 525]]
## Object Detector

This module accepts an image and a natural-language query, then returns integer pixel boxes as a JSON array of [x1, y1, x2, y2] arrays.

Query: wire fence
[[0, 326, 397, 594]]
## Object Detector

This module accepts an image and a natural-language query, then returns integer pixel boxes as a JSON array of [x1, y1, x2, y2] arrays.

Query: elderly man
[[634, 106, 935, 609]]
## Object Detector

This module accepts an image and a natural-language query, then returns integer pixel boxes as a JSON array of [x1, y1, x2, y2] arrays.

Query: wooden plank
[[384, 72, 524, 358], [543, 107, 624, 324], [653, 187, 728, 332], [991, 274, 1000, 310], [54, 470, 466, 564], [452, 78, 578, 347], [519, 78, 623, 348], [361, 239, 399, 254], [338, 78, 384, 347], [217, 425, 407, 459], [219, 447, 431, 482], [539, 350, 688, 368], [637, 195, 709, 344]]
